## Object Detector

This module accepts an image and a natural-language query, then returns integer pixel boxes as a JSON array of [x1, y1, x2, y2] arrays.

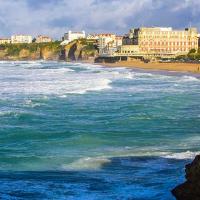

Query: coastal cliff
[[172, 155, 200, 200], [0, 39, 98, 62], [0, 42, 62, 61], [64, 39, 98, 61]]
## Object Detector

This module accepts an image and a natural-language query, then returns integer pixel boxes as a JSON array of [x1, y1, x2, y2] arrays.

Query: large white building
[[11, 35, 32, 44], [61, 31, 86, 45]]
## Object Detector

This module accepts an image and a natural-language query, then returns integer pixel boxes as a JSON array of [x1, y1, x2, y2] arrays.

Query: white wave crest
[[125, 72, 134, 79], [162, 151, 200, 160], [24, 99, 44, 108], [61, 150, 199, 171], [0, 111, 12, 117], [62, 157, 111, 171], [0, 62, 113, 97], [0, 110, 21, 117], [179, 76, 200, 82]]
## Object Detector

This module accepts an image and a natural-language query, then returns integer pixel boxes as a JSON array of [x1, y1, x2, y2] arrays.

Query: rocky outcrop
[[64, 40, 98, 61], [0, 50, 7, 59], [0, 46, 60, 61], [0, 41, 62, 61], [74, 41, 84, 60], [172, 155, 200, 200], [30, 48, 41, 60], [19, 49, 30, 59], [41, 47, 59, 60], [64, 40, 85, 61], [64, 41, 77, 61], [0, 40, 98, 61]]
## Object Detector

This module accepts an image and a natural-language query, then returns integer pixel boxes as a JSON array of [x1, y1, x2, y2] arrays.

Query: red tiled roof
[[97, 33, 115, 36]]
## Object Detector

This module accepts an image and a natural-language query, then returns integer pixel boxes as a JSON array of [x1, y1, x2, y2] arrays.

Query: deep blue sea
[[0, 61, 200, 200]]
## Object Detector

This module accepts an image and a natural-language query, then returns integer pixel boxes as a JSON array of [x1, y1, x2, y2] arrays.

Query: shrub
[[188, 49, 196, 54]]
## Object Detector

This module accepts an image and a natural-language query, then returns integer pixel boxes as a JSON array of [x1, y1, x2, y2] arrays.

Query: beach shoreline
[[1, 57, 200, 74], [92, 60, 200, 74]]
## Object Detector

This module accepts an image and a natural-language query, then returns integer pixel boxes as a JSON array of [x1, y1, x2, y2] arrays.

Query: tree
[[188, 49, 196, 54], [32, 38, 36, 43]]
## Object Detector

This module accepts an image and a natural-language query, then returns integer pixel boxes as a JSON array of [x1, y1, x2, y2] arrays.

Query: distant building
[[61, 31, 86, 45], [115, 36, 123, 47], [0, 38, 11, 44], [97, 34, 123, 56], [198, 34, 200, 48], [98, 34, 116, 56], [122, 29, 136, 45], [11, 35, 32, 44], [86, 34, 99, 40], [35, 35, 53, 43], [121, 27, 199, 57]]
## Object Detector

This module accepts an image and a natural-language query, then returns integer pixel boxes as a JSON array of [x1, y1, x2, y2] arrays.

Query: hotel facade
[[118, 27, 199, 58]]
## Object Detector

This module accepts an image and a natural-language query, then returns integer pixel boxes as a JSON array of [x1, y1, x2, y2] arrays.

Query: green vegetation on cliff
[[0, 41, 62, 57], [0, 39, 98, 61]]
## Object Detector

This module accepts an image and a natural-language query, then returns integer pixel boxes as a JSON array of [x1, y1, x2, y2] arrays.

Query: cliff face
[[18, 48, 41, 60], [64, 41, 77, 61], [0, 50, 7, 59], [0, 42, 61, 61], [41, 47, 60, 60], [64, 39, 98, 61], [0, 40, 98, 61], [172, 155, 200, 200]]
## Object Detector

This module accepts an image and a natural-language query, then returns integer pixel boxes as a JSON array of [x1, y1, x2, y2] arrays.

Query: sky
[[0, 0, 199, 39]]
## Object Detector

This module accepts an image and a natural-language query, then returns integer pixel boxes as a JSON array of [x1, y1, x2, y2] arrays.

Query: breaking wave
[[0, 62, 114, 98], [61, 150, 199, 171], [178, 75, 200, 82], [62, 157, 111, 171], [162, 151, 200, 160]]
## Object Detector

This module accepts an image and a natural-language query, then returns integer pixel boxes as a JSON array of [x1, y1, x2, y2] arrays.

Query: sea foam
[[178, 75, 200, 82], [62, 157, 111, 170], [60, 150, 199, 171], [0, 62, 114, 98], [162, 151, 200, 160]]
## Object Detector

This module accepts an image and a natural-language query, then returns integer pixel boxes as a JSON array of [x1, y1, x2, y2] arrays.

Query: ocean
[[0, 61, 200, 200]]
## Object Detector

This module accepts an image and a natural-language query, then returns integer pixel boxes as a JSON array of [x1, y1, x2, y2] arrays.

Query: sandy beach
[[97, 60, 200, 74]]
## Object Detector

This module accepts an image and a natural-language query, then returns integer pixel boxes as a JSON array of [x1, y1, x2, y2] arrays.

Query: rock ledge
[[172, 155, 200, 200]]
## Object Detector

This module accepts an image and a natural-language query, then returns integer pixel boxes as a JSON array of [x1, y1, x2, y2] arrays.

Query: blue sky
[[0, 0, 199, 39]]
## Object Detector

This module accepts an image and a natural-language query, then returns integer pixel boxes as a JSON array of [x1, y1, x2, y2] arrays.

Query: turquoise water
[[0, 61, 200, 199]]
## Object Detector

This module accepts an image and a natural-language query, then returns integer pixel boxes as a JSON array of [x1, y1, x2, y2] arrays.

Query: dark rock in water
[[172, 155, 200, 200]]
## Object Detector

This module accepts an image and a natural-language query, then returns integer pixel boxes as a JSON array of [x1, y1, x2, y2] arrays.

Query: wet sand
[[97, 60, 200, 74]]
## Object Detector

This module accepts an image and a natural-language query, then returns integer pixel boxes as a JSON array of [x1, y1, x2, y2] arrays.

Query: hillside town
[[0, 27, 200, 62]]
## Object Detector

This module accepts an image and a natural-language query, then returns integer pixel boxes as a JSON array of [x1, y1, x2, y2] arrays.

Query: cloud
[[0, 0, 199, 39]]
